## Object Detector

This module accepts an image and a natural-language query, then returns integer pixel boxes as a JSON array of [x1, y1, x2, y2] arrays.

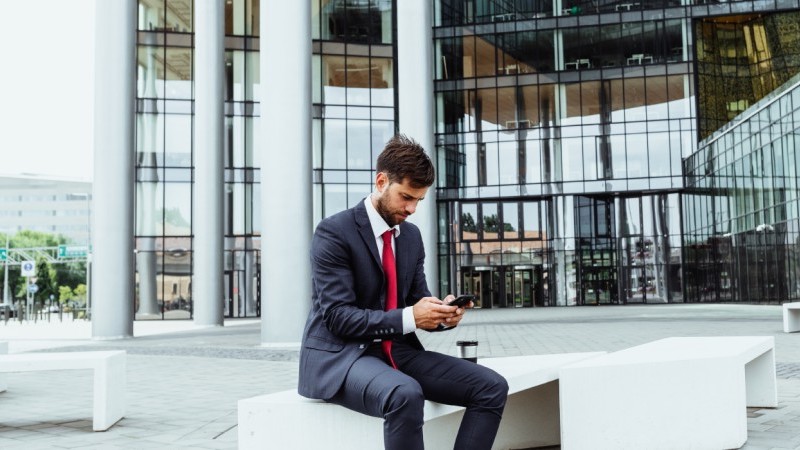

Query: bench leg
[[0, 342, 7, 393], [784, 307, 800, 333], [745, 349, 778, 407], [92, 352, 126, 431], [493, 380, 560, 449], [422, 381, 561, 450]]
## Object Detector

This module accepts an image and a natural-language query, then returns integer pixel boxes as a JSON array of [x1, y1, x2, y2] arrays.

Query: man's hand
[[412, 296, 467, 330]]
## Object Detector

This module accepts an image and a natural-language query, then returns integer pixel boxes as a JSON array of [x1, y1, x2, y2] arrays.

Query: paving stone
[[2, 304, 799, 448]]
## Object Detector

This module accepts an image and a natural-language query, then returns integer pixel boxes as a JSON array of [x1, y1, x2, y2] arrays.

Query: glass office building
[[126, 0, 800, 322], [684, 73, 800, 303], [432, 1, 800, 307]]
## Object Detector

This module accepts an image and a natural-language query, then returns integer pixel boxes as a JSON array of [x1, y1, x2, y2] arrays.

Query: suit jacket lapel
[[354, 200, 382, 272], [395, 226, 411, 306]]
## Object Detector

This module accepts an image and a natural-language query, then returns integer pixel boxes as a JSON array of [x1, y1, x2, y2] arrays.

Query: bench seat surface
[[562, 336, 773, 367], [239, 351, 605, 450]]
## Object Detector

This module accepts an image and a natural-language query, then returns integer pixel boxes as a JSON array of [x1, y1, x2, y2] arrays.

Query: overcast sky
[[0, 0, 95, 181]]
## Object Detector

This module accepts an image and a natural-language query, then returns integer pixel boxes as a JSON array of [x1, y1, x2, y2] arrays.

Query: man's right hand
[[412, 296, 461, 330]]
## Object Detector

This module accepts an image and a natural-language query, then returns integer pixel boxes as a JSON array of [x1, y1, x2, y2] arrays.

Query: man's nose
[[405, 201, 418, 215]]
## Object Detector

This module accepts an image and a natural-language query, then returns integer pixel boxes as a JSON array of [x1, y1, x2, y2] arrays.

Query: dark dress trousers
[[298, 200, 508, 450]]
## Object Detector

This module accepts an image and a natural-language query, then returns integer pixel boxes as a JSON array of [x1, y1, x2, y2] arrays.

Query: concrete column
[[92, 0, 136, 339], [260, 0, 312, 345], [397, 0, 439, 295], [193, 0, 225, 326]]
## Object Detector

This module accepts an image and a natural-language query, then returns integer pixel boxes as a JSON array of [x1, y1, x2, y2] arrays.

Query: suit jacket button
[[359, 344, 365, 349]]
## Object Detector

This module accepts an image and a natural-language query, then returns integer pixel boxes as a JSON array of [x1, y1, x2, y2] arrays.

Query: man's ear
[[375, 172, 389, 192]]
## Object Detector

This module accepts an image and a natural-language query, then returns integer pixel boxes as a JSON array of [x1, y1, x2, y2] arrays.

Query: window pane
[[164, 47, 192, 99], [461, 203, 478, 240], [481, 203, 499, 240], [522, 202, 541, 238], [166, 0, 192, 33], [503, 202, 519, 240], [164, 114, 191, 167]]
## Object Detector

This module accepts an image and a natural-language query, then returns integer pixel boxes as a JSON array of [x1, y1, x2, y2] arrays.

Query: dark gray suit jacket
[[298, 199, 431, 400]]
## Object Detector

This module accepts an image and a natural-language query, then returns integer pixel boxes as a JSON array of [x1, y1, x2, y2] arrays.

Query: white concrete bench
[[783, 302, 800, 332], [559, 336, 776, 450], [0, 348, 126, 431], [239, 352, 605, 450], [0, 342, 7, 392]]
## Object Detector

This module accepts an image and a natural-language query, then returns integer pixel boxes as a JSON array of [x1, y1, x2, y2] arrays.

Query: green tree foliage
[[73, 284, 87, 305], [59, 285, 74, 303], [160, 207, 190, 228], [56, 261, 87, 289], [35, 257, 58, 304], [3, 231, 85, 305], [483, 214, 515, 233], [462, 213, 477, 232], [9, 230, 68, 248]]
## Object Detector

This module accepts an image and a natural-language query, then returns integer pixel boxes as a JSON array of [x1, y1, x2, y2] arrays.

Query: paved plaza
[[1, 303, 799, 449]]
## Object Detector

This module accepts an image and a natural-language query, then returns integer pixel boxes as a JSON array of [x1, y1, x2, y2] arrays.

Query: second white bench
[[239, 351, 605, 450], [783, 302, 800, 332], [559, 336, 776, 450], [0, 348, 126, 431]]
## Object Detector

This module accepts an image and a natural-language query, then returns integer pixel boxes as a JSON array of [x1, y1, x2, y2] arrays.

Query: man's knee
[[385, 381, 425, 416], [482, 372, 509, 409]]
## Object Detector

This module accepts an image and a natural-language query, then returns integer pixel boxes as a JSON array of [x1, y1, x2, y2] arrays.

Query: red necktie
[[381, 230, 398, 369]]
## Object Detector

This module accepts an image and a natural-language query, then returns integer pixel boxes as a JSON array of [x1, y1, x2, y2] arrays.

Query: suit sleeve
[[311, 219, 405, 340]]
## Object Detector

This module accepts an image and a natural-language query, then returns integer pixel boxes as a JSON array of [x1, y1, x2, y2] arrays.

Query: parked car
[[0, 304, 19, 318]]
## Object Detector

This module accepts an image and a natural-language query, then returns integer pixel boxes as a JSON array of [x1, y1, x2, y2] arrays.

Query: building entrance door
[[575, 196, 618, 305], [505, 266, 534, 307], [462, 267, 496, 308], [224, 249, 260, 318], [463, 265, 540, 308]]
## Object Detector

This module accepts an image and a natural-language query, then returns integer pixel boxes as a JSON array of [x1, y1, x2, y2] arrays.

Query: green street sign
[[0, 248, 6, 261], [57, 245, 88, 259]]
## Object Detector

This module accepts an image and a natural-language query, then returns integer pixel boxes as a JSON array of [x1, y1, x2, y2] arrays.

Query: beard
[[374, 192, 405, 227]]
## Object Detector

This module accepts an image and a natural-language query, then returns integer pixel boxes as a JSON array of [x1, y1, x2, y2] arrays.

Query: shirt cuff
[[402, 306, 416, 334]]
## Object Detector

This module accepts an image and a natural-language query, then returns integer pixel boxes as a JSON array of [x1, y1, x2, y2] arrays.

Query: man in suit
[[298, 134, 508, 450]]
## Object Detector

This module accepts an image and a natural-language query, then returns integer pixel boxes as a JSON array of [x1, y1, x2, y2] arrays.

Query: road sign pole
[[3, 234, 9, 307], [26, 277, 32, 321]]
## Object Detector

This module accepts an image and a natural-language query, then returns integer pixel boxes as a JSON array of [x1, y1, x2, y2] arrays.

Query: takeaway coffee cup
[[456, 340, 478, 363]]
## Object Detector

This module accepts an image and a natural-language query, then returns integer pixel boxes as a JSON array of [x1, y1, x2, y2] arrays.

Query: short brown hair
[[376, 134, 435, 188]]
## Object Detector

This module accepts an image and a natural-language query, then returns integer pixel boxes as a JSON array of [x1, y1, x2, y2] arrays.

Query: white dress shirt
[[364, 196, 417, 334]]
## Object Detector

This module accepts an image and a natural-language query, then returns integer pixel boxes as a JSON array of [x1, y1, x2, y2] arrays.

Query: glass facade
[[696, 11, 800, 139], [434, 0, 696, 306], [684, 73, 800, 303], [311, 0, 396, 223], [136, 0, 195, 319], [433, 1, 800, 307], [130, 0, 800, 319], [134, 0, 396, 319]]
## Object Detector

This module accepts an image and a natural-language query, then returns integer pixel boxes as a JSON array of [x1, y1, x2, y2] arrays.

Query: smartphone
[[448, 294, 475, 308]]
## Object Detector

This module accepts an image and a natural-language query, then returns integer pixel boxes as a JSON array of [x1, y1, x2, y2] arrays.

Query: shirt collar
[[364, 195, 401, 240]]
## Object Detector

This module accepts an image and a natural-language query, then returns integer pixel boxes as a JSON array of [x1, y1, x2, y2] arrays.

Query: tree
[[34, 257, 58, 308], [462, 212, 477, 232], [73, 284, 87, 306], [10, 230, 68, 249], [59, 285, 74, 304]]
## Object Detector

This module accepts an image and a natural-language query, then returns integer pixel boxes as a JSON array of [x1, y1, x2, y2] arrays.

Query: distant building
[[0, 174, 91, 245]]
